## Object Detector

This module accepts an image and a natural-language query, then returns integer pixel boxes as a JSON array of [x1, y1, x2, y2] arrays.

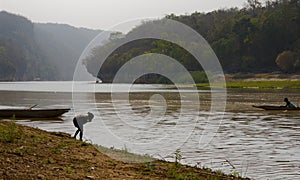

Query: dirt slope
[[0, 121, 249, 179]]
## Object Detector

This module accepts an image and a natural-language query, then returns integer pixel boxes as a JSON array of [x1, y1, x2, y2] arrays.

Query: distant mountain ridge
[[0, 11, 54, 81], [34, 23, 102, 80], [0, 11, 105, 81]]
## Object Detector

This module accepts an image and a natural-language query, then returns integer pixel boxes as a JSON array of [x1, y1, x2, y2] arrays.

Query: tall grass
[[196, 80, 300, 89]]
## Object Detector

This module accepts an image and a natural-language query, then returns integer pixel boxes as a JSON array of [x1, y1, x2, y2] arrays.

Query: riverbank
[[0, 121, 249, 179], [197, 80, 300, 89], [197, 73, 300, 89]]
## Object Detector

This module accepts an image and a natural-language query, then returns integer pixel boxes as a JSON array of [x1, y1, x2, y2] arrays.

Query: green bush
[[0, 120, 22, 143]]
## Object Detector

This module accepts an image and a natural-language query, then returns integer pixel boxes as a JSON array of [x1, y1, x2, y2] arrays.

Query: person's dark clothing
[[284, 98, 296, 108]]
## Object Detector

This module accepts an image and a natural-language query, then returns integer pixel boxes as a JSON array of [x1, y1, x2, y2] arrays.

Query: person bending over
[[73, 112, 94, 141]]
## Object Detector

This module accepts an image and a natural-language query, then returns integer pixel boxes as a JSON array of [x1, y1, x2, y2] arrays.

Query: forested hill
[[0, 11, 103, 81], [0, 11, 56, 80], [84, 0, 300, 83], [168, 0, 300, 73]]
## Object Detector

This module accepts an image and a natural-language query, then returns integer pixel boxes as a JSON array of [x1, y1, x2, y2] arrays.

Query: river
[[0, 81, 299, 179]]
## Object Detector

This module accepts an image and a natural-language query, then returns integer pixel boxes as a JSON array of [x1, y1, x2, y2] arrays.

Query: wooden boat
[[252, 105, 300, 111], [0, 107, 70, 118]]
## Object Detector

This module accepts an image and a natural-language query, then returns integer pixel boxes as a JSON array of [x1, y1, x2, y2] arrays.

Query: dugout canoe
[[252, 105, 300, 111]]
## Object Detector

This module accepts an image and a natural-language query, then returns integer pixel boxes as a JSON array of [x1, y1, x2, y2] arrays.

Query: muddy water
[[0, 81, 299, 179]]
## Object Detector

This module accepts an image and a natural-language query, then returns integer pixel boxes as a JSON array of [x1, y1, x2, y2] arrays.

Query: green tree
[[83, 0, 300, 82], [275, 50, 297, 73]]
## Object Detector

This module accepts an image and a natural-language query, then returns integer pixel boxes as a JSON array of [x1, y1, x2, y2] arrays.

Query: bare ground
[[0, 121, 249, 179]]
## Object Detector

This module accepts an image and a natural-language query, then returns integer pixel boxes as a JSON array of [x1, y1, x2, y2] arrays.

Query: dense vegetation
[[84, 0, 300, 83], [0, 11, 102, 81], [170, 0, 300, 73]]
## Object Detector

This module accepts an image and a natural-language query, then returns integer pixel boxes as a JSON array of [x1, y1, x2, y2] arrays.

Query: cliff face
[[0, 11, 103, 81], [0, 11, 56, 81], [34, 23, 102, 80]]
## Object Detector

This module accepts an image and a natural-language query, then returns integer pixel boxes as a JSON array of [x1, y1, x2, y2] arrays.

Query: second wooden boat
[[252, 105, 300, 111]]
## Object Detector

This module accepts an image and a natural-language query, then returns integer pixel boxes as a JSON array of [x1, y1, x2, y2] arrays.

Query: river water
[[0, 81, 299, 179]]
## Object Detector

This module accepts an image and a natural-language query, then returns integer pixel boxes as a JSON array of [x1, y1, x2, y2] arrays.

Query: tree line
[[168, 0, 300, 73], [84, 0, 300, 83]]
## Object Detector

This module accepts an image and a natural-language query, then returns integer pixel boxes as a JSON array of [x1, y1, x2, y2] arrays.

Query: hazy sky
[[1, 0, 247, 31]]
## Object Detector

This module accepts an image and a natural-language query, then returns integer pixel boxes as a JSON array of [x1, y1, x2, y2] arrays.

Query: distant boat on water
[[252, 105, 300, 111]]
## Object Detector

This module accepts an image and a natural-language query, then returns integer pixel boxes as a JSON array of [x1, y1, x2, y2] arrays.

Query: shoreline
[[197, 73, 300, 89], [0, 121, 249, 179]]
